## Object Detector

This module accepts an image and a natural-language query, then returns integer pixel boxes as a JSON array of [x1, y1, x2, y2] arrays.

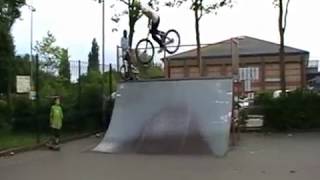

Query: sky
[[12, 0, 320, 66]]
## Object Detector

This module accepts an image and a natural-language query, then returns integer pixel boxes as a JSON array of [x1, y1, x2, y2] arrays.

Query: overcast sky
[[12, 0, 320, 65]]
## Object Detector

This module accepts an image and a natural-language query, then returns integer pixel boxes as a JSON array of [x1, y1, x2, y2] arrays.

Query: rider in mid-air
[[134, 0, 164, 53]]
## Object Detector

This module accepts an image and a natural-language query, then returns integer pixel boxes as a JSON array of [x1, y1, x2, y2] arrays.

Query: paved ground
[[1, 132, 320, 180]]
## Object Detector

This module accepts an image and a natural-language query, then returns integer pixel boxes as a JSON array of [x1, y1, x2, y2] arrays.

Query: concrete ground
[[0, 132, 320, 180]]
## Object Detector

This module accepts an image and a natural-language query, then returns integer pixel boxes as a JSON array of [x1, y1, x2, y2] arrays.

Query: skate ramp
[[94, 78, 233, 156]]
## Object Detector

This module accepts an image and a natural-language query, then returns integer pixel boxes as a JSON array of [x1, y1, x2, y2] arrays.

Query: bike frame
[[143, 26, 167, 49]]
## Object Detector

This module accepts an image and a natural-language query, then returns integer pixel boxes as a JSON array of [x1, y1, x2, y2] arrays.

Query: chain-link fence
[[0, 56, 117, 149]]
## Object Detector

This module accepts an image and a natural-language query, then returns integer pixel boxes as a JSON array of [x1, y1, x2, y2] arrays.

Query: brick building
[[164, 36, 309, 92]]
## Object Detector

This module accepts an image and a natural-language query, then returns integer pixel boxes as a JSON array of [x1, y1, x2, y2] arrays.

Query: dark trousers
[[150, 18, 163, 48], [50, 128, 60, 145]]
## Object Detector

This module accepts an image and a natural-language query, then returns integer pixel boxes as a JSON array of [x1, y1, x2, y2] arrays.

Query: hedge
[[255, 90, 320, 131]]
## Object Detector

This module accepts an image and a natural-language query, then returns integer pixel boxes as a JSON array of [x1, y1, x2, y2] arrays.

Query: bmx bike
[[119, 51, 139, 81], [135, 28, 180, 64]]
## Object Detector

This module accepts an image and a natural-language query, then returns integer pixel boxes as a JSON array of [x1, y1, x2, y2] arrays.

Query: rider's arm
[[148, 19, 151, 29]]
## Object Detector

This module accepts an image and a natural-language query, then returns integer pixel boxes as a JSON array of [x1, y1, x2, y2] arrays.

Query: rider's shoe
[[158, 47, 164, 53], [132, 67, 140, 74]]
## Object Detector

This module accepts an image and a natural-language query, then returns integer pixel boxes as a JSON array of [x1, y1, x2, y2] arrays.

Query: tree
[[34, 31, 61, 74], [0, 0, 25, 28], [0, 0, 25, 110], [88, 38, 100, 73], [166, 0, 231, 76], [137, 62, 164, 79], [14, 54, 31, 75], [58, 48, 71, 82], [0, 28, 14, 94], [274, 0, 291, 94]]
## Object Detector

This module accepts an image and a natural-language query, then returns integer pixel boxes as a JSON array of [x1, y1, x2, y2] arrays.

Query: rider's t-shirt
[[140, 4, 159, 22], [121, 37, 129, 51], [121, 36, 129, 57]]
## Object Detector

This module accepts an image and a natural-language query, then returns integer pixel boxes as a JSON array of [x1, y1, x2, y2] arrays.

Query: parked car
[[272, 89, 293, 98]]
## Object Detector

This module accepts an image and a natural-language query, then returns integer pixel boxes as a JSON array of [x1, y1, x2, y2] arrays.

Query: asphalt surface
[[1, 133, 320, 180]]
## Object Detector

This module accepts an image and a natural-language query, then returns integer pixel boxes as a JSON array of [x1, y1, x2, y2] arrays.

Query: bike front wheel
[[135, 39, 154, 64], [164, 29, 180, 54]]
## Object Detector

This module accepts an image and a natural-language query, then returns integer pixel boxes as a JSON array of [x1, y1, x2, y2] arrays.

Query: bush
[[256, 89, 320, 131], [11, 95, 35, 131], [0, 100, 9, 128]]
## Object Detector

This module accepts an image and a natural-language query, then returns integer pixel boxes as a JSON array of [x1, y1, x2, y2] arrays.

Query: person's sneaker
[[132, 67, 139, 74], [54, 138, 60, 145]]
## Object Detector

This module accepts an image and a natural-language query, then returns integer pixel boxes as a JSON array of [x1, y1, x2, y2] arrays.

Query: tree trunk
[[128, 17, 135, 49], [194, 7, 203, 76], [127, 1, 136, 72], [279, 0, 286, 94], [279, 31, 286, 93], [128, 0, 135, 49]]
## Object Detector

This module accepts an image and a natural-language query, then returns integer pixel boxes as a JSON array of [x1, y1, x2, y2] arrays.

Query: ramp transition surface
[[94, 78, 233, 156]]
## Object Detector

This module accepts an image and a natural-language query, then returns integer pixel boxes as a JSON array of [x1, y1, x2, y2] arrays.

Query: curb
[[0, 131, 101, 157]]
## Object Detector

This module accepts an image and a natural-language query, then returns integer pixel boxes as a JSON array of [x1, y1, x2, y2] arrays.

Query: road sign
[[16, 76, 31, 93]]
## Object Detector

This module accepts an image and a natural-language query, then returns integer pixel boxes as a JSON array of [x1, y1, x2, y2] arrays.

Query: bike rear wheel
[[135, 38, 154, 64], [164, 29, 180, 54]]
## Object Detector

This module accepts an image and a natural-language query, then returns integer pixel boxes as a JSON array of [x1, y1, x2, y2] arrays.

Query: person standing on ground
[[120, 29, 139, 78], [48, 97, 63, 149], [121, 29, 129, 61]]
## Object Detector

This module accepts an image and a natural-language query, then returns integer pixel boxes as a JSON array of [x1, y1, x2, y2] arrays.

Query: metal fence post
[[109, 64, 112, 96], [78, 60, 81, 109], [35, 54, 40, 143], [101, 64, 106, 130], [116, 46, 120, 72]]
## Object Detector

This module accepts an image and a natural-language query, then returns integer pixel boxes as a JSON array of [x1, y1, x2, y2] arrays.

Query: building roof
[[168, 36, 309, 60]]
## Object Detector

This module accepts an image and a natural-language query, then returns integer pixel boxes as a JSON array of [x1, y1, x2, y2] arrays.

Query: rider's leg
[[150, 18, 164, 52], [123, 51, 136, 80], [52, 128, 60, 145]]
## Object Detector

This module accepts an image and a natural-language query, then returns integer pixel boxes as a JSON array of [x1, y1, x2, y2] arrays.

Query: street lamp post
[[98, 0, 106, 129], [98, 0, 105, 73], [26, 4, 36, 94]]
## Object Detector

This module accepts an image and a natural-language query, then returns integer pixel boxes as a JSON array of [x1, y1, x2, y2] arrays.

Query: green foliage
[[87, 38, 100, 73], [137, 62, 164, 79], [0, 128, 48, 150], [0, 0, 25, 28], [11, 95, 35, 131], [0, 0, 25, 95], [14, 54, 31, 75], [0, 29, 14, 94], [34, 31, 62, 74], [255, 90, 320, 131], [0, 0, 25, 118], [0, 99, 9, 127], [58, 48, 71, 82], [165, 0, 232, 17], [78, 81, 102, 129]]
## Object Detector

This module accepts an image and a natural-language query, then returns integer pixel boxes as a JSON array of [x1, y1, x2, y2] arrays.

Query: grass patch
[[0, 128, 98, 151], [0, 129, 49, 151]]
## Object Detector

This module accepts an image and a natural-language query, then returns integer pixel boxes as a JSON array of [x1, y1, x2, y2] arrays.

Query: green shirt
[[50, 104, 63, 129]]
